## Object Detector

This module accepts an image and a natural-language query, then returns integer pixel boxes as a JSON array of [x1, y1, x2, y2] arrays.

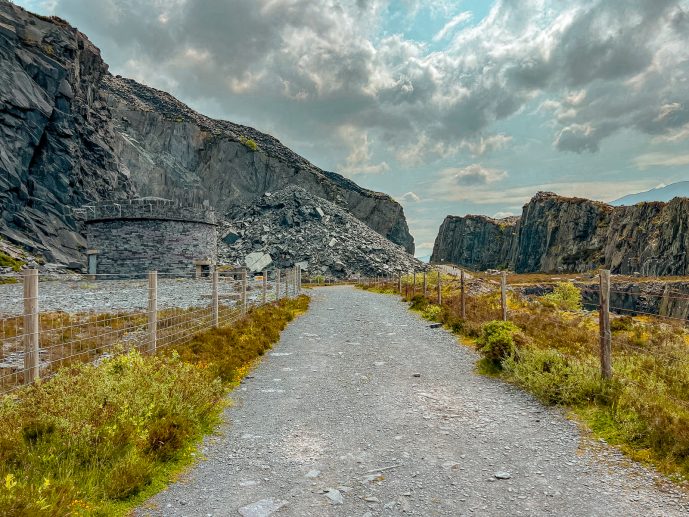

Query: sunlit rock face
[[0, 3, 414, 264], [432, 191, 689, 276]]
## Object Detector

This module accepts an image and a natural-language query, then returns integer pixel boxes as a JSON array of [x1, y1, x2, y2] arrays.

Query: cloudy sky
[[16, 0, 689, 258]]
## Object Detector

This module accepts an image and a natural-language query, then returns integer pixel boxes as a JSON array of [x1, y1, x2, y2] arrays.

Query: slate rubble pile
[[219, 186, 424, 278]]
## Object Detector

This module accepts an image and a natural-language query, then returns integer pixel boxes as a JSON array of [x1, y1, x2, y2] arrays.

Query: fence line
[[358, 268, 689, 382], [0, 265, 302, 394]]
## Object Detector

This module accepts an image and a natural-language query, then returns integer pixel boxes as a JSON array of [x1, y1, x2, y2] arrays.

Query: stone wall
[[86, 218, 217, 276]]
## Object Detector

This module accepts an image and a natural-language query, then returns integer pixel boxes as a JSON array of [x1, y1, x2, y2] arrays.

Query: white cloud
[[337, 125, 390, 175], [633, 152, 689, 170], [433, 11, 472, 42], [439, 164, 508, 187], [398, 191, 421, 203]]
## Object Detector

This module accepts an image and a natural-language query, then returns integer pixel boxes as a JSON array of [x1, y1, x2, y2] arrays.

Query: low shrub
[[239, 136, 259, 151], [540, 282, 582, 311], [502, 348, 610, 406], [422, 304, 442, 321], [0, 251, 24, 271], [408, 295, 429, 311], [0, 295, 309, 515], [476, 320, 525, 368]]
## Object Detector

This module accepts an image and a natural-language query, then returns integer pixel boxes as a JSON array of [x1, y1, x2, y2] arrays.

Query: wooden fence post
[[148, 271, 157, 353], [23, 269, 39, 383], [212, 270, 219, 328], [423, 271, 427, 298], [276, 269, 281, 301], [285, 268, 289, 298], [500, 271, 507, 322], [398, 275, 402, 295], [262, 270, 268, 304], [241, 268, 248, 314], [599, 269, 612, 380], [460, 269, 466, 319], [413, 271, 417, 297], [437, 271, 442, 305]]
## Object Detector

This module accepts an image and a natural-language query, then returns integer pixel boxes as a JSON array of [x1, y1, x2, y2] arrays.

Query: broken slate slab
[[238, 498, 287, 517], [494, 471, 512, 479], [324, 488, 344, 505]]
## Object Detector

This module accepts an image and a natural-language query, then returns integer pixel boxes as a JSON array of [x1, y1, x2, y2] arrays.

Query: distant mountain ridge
[[611, 181, 689, 206]]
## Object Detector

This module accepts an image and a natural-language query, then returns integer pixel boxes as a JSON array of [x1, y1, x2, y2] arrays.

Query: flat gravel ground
[[138, 286, 689, 517]]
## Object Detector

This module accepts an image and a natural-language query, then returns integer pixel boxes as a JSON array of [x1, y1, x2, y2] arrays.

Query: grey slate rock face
[[219, 185, 424, 278], [432, 191, 689, 276], [431, 214, 517, 270], [0, 3, 135, 263], [0, 3, 414, 265], [102, 76, 415, 254]]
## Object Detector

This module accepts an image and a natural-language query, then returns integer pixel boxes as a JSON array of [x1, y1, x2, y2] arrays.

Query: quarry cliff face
[[0, 2, 414, 263], [431, 215, 516, 270], [0, 2, 134, 263], [432, 192, 689, 276]]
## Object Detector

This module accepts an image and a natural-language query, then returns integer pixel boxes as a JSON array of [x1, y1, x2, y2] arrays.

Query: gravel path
[[137, 286, 689, 517]]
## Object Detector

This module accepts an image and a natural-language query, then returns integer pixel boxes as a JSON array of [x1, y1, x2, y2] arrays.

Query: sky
[[14, 0, 689, 258]]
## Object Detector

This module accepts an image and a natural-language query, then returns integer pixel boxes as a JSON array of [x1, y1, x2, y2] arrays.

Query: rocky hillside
[[432, 191, 689, 275], [0, 1, 414, 264], [219, 186, 423, 278], [431, 215, 516, 270]]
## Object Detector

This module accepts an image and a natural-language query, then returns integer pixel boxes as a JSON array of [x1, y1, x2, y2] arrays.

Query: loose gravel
[[137, 286, 689, 517], [0, 278, 278, 316]]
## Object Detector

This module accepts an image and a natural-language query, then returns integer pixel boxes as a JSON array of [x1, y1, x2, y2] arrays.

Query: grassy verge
[[360, 280, 689, 483], [0, 295, 309, 515]]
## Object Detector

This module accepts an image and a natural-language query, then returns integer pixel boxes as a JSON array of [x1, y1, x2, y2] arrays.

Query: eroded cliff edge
[[0, 2, 414, 263], [431, 191, 689, 275]]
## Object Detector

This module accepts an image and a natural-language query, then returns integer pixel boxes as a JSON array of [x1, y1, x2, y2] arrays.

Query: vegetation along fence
[[359, 268, 689, 382], [0, 265, 302, 394]]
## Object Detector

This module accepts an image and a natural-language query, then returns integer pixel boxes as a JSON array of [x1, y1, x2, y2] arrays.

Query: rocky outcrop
[[431, 215, 516, 270], [219, 186, 423, 278], [432, 191, 689, 276], [510, 192, 611, 273], [0, 2, 414, 264], [102, 77, 414, 254], [0, 2, 134, 263]]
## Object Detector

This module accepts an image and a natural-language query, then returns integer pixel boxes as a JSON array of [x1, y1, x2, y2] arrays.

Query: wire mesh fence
[[0, 265, 302, 394]]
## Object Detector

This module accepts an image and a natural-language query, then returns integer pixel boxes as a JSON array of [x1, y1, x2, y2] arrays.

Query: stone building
[[79, 198, 217, 276]]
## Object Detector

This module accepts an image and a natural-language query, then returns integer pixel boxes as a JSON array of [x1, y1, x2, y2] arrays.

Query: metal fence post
[[500, 271, 507, 322], [23, 269, 39, 384], [212, 270, 219, 328], [148, 271, 157, 354], [285, 268, 290, 298], [423, 271, 427, 298], [398, 275, 402, 295], [599, 269, 612, 380], [437, 271, 442, 305], [241, 268, 248, 314], [413, 271, 417, 296], [262, 270, 268, 304]]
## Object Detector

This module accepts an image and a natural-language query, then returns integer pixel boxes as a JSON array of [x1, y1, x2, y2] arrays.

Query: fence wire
[[0, 267, 302, 394]]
